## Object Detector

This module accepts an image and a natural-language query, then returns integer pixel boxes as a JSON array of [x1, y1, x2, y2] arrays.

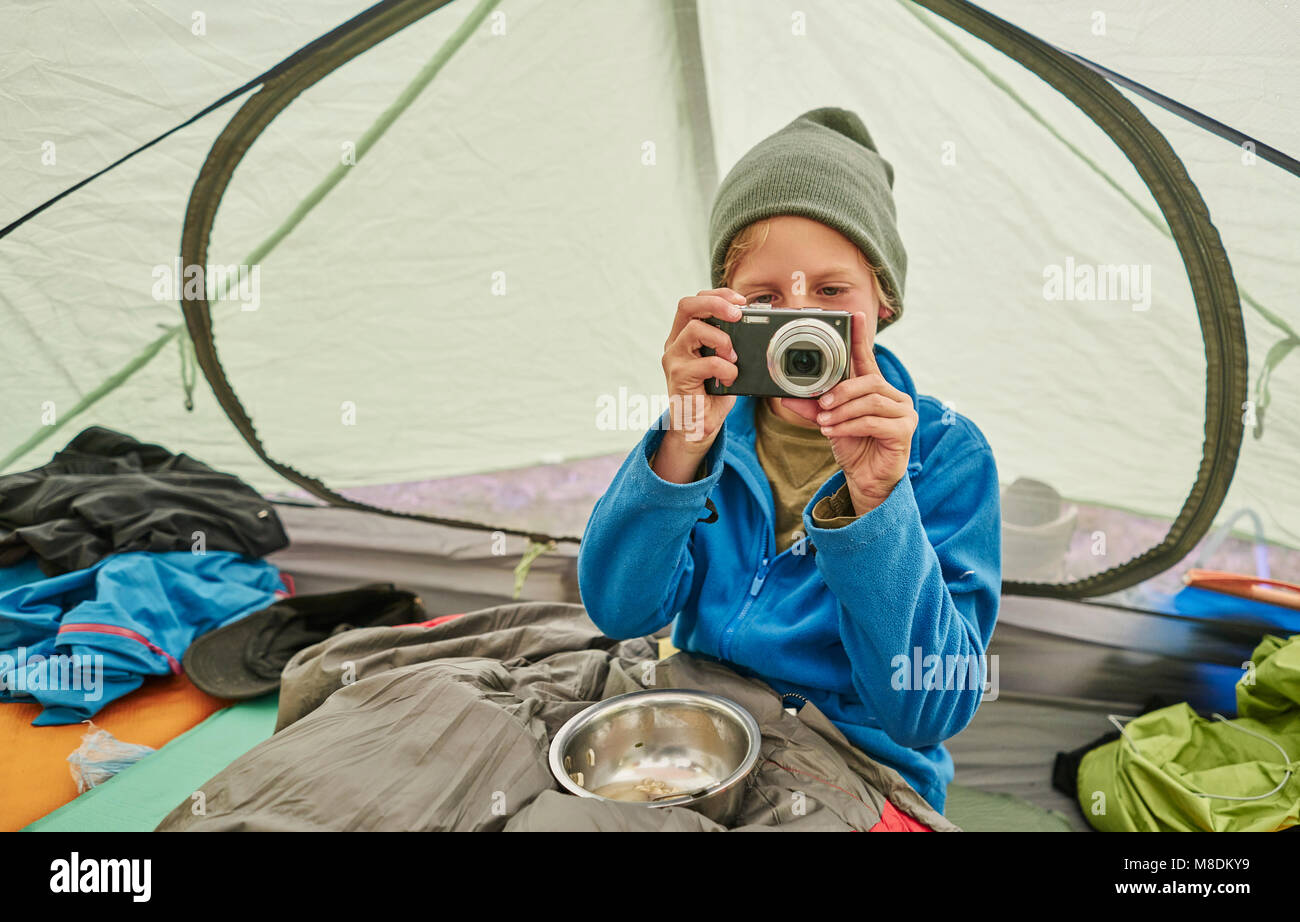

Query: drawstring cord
[[161, 322, 197, 411], [1251, 334, 1298, 439], [1109, 712, 1295, 801], [513, 538, 556, 600]]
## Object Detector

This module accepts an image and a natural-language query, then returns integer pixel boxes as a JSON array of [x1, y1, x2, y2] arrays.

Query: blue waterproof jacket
[[577, 343, 1001, 813], [0, 551, 286, 724]]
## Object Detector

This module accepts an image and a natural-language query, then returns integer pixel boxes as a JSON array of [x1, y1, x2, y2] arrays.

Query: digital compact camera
[[700, 306, 852, 398]]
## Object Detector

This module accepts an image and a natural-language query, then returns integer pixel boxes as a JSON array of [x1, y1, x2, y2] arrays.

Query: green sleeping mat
[[943, 784, 1077, 832], [23, 694, 280, 832]]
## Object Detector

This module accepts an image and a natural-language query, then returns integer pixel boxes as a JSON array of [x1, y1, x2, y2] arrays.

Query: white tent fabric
[[2, 0, 1297, 594], [3, 0, 708, 485], [976, 0, 1300, 155]]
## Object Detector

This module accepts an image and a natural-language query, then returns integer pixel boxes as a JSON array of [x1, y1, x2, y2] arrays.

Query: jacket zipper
[[717, 421, 825, 662], [720, 554, 769, 661], [56, 622, 183, 674], [720, 506, 806, 661], [717, 475, 830, 660]]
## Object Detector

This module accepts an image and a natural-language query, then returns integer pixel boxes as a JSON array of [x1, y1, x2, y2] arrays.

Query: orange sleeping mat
[[0, 674, 233, 831]]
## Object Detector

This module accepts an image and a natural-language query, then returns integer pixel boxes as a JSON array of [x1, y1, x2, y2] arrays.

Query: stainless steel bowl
[[548, 688, 762, 826]]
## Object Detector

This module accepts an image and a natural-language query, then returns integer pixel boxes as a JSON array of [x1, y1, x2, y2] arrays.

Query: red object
[[418, 613, 465, 628], [868, 800, 933, 832], [392, 613, 466, 629], [57, 622, 183, 674], [275, 572, 296, 599], [1183, 569, 1300, 611]]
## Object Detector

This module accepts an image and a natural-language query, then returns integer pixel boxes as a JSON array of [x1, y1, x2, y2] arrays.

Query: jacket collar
[[722, 342, 924, 526]]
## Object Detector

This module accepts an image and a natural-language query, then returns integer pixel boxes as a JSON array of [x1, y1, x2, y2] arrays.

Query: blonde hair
[[722, 219, 898, 321]]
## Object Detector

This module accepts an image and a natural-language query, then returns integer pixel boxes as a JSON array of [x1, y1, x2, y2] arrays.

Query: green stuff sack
[[1077, 634, 1300, 832], [1237, 634, 1300, 728]]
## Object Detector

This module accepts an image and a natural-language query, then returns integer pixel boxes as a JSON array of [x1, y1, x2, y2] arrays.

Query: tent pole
[[906, 0, 1248, 598]]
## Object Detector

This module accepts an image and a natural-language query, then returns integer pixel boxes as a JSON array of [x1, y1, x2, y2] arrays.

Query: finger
[[850, 311, 879, 379], [667, 289, 747, 346], [672, 318, 736, 360], [778, 396, 823, 423], [712, 287, 748, 304], [818, 371, 907, 409], [820, 414, 912, 445], [815, 392, 910, 426], [676, 355, 738, 389]]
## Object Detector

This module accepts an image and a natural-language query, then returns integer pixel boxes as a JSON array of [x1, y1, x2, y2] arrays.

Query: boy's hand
[[651, 289, 743, 483], [779, 311, 917, 514]]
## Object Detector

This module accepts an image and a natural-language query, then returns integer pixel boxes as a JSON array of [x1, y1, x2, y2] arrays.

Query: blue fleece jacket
[[577, 343, 1001, 814]]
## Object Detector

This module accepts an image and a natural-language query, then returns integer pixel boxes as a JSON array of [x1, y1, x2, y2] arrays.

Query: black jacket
[[0, 426, 289, 576]]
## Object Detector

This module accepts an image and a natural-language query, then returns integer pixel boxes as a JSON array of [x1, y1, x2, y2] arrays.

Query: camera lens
[[767, 317, 848, 398], [785, 348, 821, 377]]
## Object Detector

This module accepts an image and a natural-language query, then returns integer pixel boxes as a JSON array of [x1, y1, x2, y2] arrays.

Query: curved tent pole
[[180, 0, 1247, 599], [908, 0, 1247, 599], [178, 0, 569, 546], [902, 3, 1295, 442]]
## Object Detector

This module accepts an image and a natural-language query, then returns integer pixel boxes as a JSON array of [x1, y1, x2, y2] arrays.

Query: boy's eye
[[750, 294, 775, 303], [818, 286, 845, 296]]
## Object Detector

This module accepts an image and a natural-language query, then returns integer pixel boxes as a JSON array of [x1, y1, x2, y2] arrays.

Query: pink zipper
[[57, 623, 182, 675]]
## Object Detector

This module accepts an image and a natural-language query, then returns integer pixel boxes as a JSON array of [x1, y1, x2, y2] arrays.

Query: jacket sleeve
[[802, 444, 1002, 749], [577, 408, 728, 640]]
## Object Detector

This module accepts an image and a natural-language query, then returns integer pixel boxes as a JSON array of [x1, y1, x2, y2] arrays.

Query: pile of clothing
[[0, 426, 291, 724], [0, 426, 443, 830]]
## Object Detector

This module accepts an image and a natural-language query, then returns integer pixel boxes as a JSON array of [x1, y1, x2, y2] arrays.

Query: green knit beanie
[[708, 107, 907, 332]]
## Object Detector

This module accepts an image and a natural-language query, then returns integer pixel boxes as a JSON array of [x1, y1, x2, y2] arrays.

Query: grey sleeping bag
[[156, 601, 958, 831]]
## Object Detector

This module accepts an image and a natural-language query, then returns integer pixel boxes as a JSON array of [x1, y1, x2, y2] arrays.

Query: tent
[[3, 0, 1298, 828]]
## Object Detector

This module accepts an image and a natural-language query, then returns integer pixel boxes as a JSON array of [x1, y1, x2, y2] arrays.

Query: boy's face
[[729, 215, 888, 429]]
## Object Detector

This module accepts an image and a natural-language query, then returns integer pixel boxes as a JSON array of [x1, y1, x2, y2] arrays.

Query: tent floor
[[946, 694, 1103, 831]]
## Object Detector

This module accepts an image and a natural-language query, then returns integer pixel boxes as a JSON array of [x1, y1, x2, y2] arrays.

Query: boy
[[577, 108, 1001, 815]]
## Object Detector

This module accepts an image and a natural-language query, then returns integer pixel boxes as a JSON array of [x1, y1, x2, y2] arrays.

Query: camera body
[[701, 306, 853, 398]]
